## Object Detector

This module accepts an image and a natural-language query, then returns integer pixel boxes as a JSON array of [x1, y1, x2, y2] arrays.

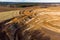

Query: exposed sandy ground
[[0, 6, 60, 40]]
